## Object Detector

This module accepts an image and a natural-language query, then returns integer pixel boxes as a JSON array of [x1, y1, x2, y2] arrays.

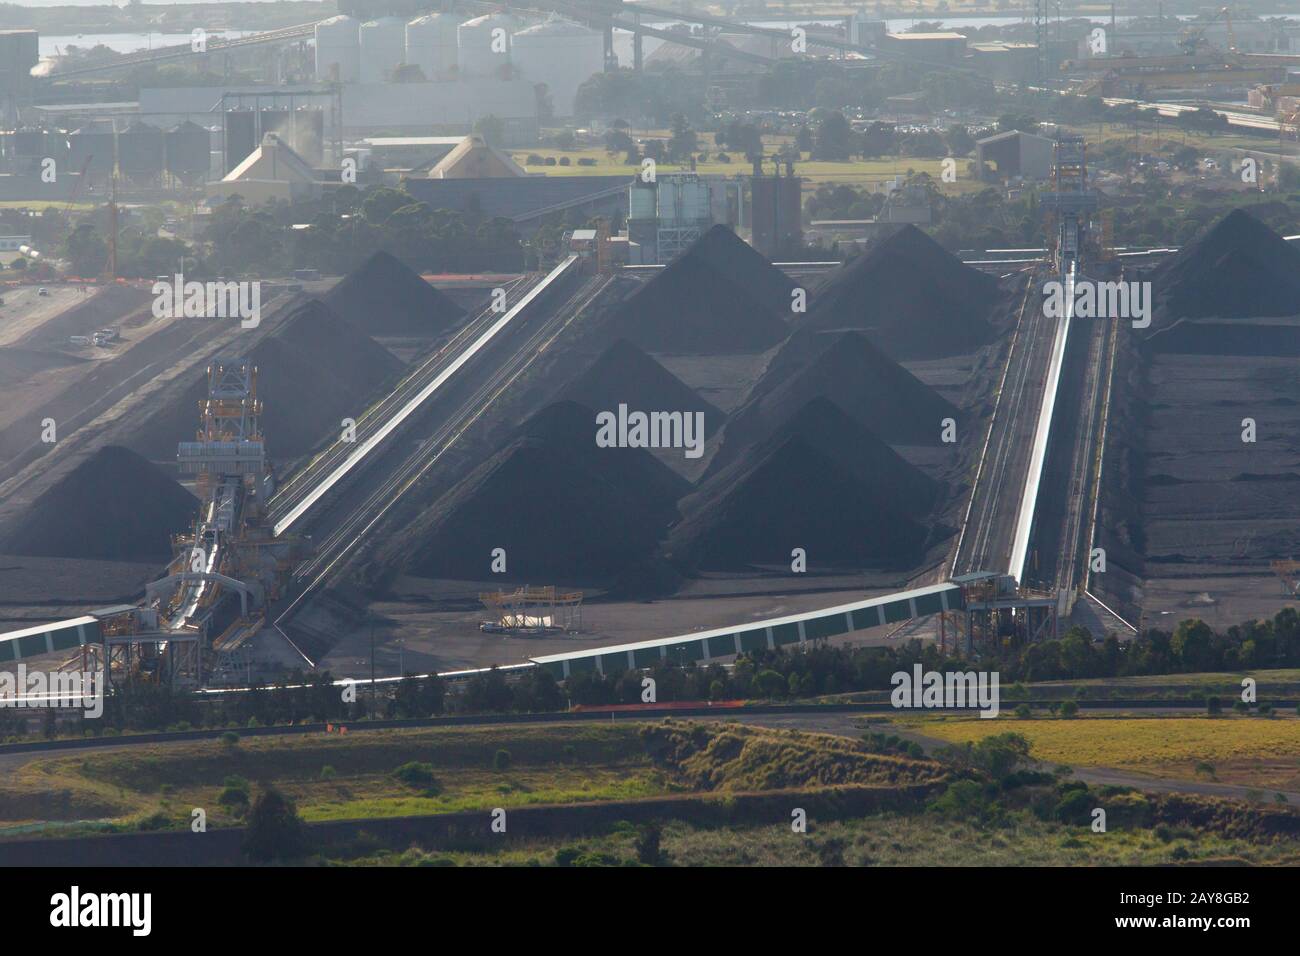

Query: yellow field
[[510, 147, 980, 193], [898, 714, 1300, 768]]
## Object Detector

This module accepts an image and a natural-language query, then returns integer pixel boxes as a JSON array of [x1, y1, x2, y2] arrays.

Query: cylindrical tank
[[629, 181, 656, 221], [511, 17, 604, 116], [67, 126, 113, 181], [315, 15, 360, 83], [223, 110, 257, 174], [657, 175, 711, 224], [405, 13, 461, 79], [258, 107, 291, 140], [457, 13, 515, 77], [165, 121, 211, 180], [118, 121, 164, 180], [359, 16, 406, 83]]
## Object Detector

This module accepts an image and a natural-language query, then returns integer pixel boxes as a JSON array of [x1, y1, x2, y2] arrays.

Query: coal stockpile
[[391, 401, 686, 584], [22, 285, 152, 348], [511, 401, 692, 519], [557, 339, 725, 438], [607, 228, 793, 354], [1146, 318, 1300, 357], [805, 224, 997, 359], [0, 445, 197, 561], [1150, 209, 1300, 323], [324, 251, 466, 337], [665, 430, 930, 573], [687, 224, 797, 308], [706, 330, 958, 477], [0, 348, 87, 387], [710, 395, 941, 515], [129, 298, 401, 462]]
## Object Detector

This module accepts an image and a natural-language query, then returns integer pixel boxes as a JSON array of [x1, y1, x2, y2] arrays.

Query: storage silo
[[315, 15, 361, 83], [118, 121, 164, 181], [359, 16, 407, 83], [406, 13, 460, 79], [223, 110, 257, 174], [457, 13, 515, 77], [511, 17, 605, 116], [165, 121, 211, 182], [67, 126, 113, 181]]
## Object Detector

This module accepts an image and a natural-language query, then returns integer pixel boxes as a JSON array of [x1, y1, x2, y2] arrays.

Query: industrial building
[[626, 172, 745, 265], [976, 129, 1054, 182], [311, 11, 602, 118], [0, 30, 38, 127], [210, 132, 324, 205]]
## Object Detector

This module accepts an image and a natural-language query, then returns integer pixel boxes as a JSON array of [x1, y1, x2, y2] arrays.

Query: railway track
[[274, 269, 613, 652], [952, 271, 1052, 576], [266, 274, 534, 529]]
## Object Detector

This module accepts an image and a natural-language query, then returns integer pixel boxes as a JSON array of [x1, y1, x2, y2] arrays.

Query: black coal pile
[[0, 445, 196, 561], [1150, 208, 1300, 323], [26, 285, 152, 347], [130, 298, 401, 462], [325, 251, 466, 337], [687, 223, 797, 307], [0, 348, 87, 387], [391, 400, 689, 584], [606, 226, 793, 353], [665, 409, 932, 572], [1146, 318, 1300, 357], [805, 224, 997, 359], [706, 330, 958, 476], [557, 338, 725, 437]]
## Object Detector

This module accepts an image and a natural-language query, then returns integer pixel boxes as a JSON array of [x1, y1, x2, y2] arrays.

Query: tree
[[667, 113, 697, 163], [243, 786, 309, 863], [360, 187, 412, 226], [795, 124, 813, 154], [997, 112, 1039, 134], [945, 124, 975, 156], [63, 223, 107, 277], [473, 114, 505, 147], [860, 121, 896, 158], [1172, 619, 1216, 672], [812, 110, 854, 161]]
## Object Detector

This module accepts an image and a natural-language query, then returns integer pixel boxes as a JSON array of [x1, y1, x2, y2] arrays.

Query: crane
[[64, 154, 92, 215]]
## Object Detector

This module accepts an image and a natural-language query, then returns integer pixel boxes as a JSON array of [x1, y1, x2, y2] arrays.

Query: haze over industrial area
[[0, 0, 1295, 914]]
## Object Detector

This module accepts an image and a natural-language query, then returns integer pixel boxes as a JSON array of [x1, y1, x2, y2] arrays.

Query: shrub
[[391, 761, 440, 790], [525, 153, 544, 165], [558, 156, 571, 166], [1059, 700, 1078, 719], [1206, 696, 1222, 715], [243, 787, 309, 863], [634, 823, 663, 865], [576, 157, 596, 166], [1015, 703, 1032, 719], [220, 731, 240, 746], [320, 764, 337, 780], [493, 749, 511, 771], [1054, 787, 1092, 825]]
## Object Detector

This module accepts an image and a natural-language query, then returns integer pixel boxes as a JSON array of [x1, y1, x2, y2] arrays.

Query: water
[[39, 30, 255, 57]]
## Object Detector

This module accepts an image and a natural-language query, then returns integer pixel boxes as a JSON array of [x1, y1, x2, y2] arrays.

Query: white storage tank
[[359, 16, 407, 83], [314, 15, 361, 83], [406, 13, 460, 79], [457, 13, 515, 77], [511, 16, 605, 116]]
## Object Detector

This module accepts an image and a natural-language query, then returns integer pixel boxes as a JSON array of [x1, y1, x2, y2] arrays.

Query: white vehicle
[[37, 287, 49, 296]]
